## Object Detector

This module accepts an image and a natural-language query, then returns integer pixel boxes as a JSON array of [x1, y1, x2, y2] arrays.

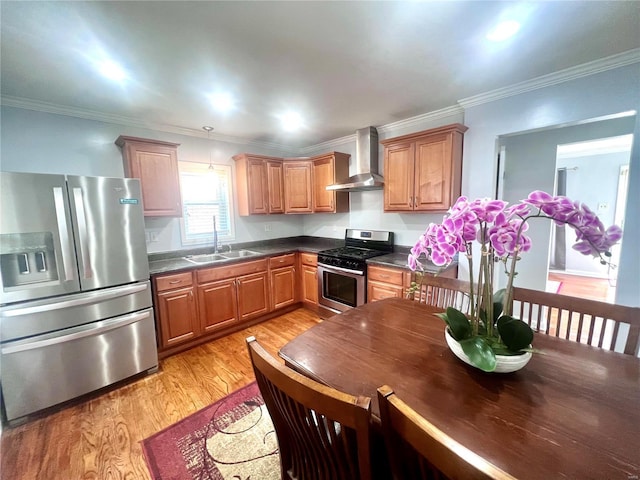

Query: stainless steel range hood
[[326, 126, 383, 192]]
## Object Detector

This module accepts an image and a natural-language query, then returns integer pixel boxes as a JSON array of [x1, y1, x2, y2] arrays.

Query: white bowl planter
[[444, 328, 532, 373]]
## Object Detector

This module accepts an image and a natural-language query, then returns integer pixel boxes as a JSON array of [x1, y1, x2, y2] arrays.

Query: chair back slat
[[512, 287, 640, 356], [246, 336, 373, 480], [412, 274, 472, 315], [378, 385, 516, 480]]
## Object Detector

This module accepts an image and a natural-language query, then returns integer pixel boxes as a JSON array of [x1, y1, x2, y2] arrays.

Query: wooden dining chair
[[246, 336, 373, 480], [377, 385, 516, 480], [410, 273, 472, 315], [512, 286, 640, 356]]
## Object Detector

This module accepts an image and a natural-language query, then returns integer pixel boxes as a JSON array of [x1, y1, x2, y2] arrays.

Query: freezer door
[[66, 176, 149, 291], [0, 280, 152, 342], [0, 172, 80, 304], [1, 307, 158, 422]]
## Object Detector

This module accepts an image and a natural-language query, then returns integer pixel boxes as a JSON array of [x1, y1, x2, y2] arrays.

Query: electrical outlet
[[264, 223, 272, 232]]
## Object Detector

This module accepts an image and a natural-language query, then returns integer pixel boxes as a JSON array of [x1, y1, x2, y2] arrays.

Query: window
[[179, 162, 234, 245]]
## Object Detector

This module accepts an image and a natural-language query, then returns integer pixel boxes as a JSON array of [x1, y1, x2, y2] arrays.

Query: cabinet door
[[383, 142, 415, 211], [414, 133, 453, 211], [312, 155, 335, 212], [367, 280, 404, 303], [284, 161, 313, 213], [247, 159, 269, 214], [267, 161, 284, 213], [156, 286, 198, 348], [301, 264, 318, 305], [197, 278, 238, 333], [118, 138, 182, 217], [237, 271, 269, 322], [271, 266, 297, 310]]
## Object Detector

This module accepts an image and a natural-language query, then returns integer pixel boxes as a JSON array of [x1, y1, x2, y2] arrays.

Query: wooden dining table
[[279, 297, 640, 480]]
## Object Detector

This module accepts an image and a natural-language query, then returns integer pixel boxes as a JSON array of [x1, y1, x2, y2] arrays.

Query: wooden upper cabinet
[[283, 160, 313, 213], [233, 153, 279, 216], [266, 160, 284, 214], [311, 152, 350, 213], [382, 142, 415, 211], [115, 136, 182, 217], [381, 123, 467, 212]]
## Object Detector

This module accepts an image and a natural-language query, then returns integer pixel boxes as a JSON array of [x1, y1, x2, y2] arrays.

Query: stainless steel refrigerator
[[0, 172, 158, 424]]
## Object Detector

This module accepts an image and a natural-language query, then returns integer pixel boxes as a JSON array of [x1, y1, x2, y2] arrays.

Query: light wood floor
[[549, 272, 614, 303], [0, 307, 322, 480]]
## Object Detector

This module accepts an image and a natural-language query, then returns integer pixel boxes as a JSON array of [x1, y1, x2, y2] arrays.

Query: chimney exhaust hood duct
[[326, 126, 383, 192]]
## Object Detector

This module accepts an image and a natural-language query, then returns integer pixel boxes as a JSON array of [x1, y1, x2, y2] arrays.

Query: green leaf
[[496, 315, 534, 351], [460, 337, 497, 372], [436, 307, 471, 340], [493, 288, 506, 323]]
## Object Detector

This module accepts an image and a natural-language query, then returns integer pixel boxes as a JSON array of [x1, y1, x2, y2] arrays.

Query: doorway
[[498, 114, 635, 299], [548, 135, 632, 303]]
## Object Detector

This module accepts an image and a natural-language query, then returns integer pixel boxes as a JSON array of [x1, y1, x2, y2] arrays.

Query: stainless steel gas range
[[317, 229, 394, 314]]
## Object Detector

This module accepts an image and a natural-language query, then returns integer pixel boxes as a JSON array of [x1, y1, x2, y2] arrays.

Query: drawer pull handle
[[169, 280, 182, 284]]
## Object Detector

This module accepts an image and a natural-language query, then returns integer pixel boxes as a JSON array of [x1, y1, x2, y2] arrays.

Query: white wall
[[462, 63, 640, 306], [0, 106, 304, 253]]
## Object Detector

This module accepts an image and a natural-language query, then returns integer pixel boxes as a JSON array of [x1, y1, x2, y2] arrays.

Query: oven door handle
[[318, 264, 364, 276]]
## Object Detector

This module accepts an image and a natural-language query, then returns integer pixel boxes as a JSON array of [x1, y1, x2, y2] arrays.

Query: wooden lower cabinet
[[197, 278, 238, 333], [299, 253, 318, 306], [154, 271, 199, 349], [269, 253, 297, 311], [156, 286, 198, 348], [237, 271, 270, 321], [154, 259, 270, 357], [367, 265, 412, 303]]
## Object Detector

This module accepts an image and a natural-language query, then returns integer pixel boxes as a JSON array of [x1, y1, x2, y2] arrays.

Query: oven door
[[317, 263, 365, 313]]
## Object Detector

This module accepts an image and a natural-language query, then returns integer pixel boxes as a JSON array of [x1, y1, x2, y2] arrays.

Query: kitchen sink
[[183, 250, 261, 264], [222, 250, 261, 259], [183, 253, 227, 264]]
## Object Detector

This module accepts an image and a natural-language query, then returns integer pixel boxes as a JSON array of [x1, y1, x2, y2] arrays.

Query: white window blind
[[179, 162, 234, 245]]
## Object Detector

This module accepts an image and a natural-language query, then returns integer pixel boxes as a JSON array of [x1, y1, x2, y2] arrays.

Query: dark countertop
[[367, 249, 458, 274], [147, 236, 456, 276], [147, 236, 342, 275]]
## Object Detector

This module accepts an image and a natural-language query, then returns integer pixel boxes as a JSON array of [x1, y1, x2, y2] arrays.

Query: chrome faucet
[[213, 215, 218, 254]]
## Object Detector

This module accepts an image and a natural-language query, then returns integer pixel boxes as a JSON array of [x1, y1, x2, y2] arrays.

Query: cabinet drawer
[[197, 259, 268, 284], [269, 253, 296, 269], [368, 266, 404, 285], [155, 272, 193, 292], [300, 252, 317, 267]]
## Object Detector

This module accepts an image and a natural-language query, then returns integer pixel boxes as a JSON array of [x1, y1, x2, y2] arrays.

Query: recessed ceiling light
[[97, 60, 128, 81], [280, 112, 303, 132], [209, 92, 236, 113], [486, 20, 521, 42]]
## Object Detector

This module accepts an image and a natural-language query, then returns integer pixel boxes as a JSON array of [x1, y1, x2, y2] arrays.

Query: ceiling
[[1, 1, 639, 148]]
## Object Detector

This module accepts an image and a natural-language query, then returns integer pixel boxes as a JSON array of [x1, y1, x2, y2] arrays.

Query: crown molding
[[299, 104, 465, 154], [0, 94, 290, 151], [458, 48, 640, 109], [376, 105, 464, 135], [298, 133, 356, 155]]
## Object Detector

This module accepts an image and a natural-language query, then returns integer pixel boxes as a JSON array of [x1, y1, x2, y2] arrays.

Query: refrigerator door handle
[[53, 187, 75, 281], [73, 187, 92, 279], [1, 310, 152, 354], [0, 282, 149, 318]]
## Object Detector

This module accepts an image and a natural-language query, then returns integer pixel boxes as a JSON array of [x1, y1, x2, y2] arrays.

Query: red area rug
[[141, 381, 280, 479]]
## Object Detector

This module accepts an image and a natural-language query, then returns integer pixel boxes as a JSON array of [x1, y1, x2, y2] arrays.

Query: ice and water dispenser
[[0, 232, 58, 289]]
